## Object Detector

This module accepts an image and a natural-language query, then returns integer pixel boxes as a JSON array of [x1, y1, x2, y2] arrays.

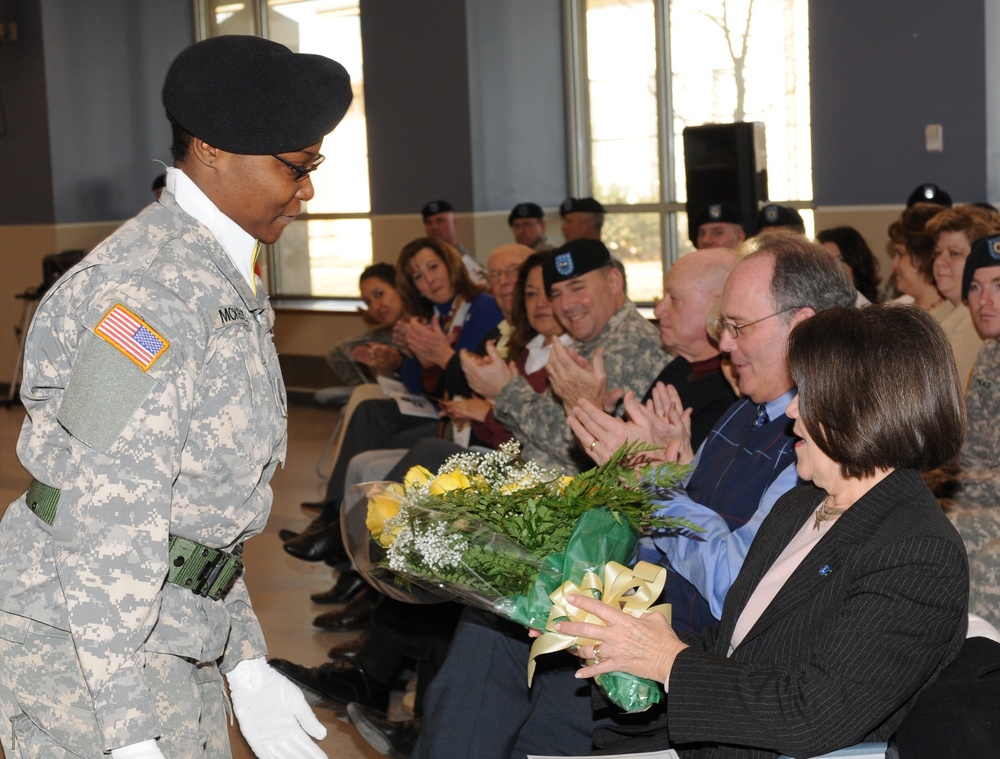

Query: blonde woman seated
[[556, 305, 968, 759]]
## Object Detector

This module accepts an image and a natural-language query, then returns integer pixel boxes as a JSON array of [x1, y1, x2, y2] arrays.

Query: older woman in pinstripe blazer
[[558, 305, 969, 759]]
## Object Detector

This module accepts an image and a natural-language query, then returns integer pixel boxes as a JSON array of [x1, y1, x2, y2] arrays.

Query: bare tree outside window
[[579, 0, 812, 302]]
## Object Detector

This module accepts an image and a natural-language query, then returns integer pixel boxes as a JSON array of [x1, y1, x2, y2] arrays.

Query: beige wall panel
[[814, 206, 902, 293]]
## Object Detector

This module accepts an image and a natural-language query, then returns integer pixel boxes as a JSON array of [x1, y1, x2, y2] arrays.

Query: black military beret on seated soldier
[[421, 199, 454, 220], [906, 183, 953, 208], [162, 35, 353, 155], [508, 202, 544, 225], [542, 238, 612, 294], [755, 203, 805, 233], [692, 202, 743, 228], [559, 196, 606, 217], [962, 234, 1000, 300]]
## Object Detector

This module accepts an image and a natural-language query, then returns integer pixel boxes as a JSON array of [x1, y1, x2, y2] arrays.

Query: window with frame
[[195, 0, 371, 298], [569, 0, 812, 303]]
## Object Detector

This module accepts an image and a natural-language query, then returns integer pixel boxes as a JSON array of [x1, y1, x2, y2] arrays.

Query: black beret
[[691, 202, 742, 228], [962, 234, 1000, 300], [755, 204, 805, 232], [907, 183, 952, 208], [422, 199, 454, 220], [508, 202, 544, 225], [163, 36, 352, 155], [542, 238, 612, 294], [559, 196, 606, 217]]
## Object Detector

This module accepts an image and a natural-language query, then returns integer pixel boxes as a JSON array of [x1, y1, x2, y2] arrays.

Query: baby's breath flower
[[370, 440, 694, 602]]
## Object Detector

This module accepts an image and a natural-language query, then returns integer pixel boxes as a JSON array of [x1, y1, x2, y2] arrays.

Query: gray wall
[[0, 0, 54, 226], [360, 0, 475, 214], [41, 0, 193, 223], [3, 1, 997, 225], [810, 0, 987, 206], [465, 0, 567, 211], [0, 0, 192, 226], [360, 0, 568, 215]]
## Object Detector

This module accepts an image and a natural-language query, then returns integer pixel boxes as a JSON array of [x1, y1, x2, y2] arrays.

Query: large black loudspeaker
[[683, 122, 768, 242]]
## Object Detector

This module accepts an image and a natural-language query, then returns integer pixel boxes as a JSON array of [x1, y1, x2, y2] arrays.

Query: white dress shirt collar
[[165, 166, 257, 290]]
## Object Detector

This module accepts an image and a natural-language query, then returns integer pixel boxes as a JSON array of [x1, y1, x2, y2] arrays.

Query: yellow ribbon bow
[[526, 560, 671, 685]]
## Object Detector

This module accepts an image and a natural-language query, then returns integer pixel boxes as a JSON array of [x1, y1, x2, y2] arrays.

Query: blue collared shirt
[[641, 389, 800, 620]]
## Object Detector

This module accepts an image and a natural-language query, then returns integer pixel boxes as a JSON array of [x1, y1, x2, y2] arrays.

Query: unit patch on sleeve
[[95, 304, 170, 371]]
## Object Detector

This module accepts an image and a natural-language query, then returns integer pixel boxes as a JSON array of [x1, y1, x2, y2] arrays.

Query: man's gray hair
[[745, 232, 856, 316]]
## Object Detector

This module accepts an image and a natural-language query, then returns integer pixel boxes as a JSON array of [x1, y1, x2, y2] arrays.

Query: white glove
[[111, 740, 167, 759], [226, 657, 328, 759]]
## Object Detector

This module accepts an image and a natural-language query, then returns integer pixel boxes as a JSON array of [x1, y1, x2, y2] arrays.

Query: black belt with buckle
[[25, 479, 243, 601]]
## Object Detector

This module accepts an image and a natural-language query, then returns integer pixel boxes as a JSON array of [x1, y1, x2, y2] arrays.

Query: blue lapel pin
[[819, 563, 832, 576]]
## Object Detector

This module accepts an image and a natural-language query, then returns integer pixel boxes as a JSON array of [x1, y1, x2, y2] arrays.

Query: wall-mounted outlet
[[925, 123, 943, 152]]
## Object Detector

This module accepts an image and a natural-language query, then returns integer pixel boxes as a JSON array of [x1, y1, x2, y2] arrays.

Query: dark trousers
[[412, 608, 610, 759], [357, 599, 462, 717], [351, 438, 472, 716], [320, 399, 439, 522]]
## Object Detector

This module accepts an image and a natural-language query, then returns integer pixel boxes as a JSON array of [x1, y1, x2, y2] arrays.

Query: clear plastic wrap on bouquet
[[342, 480, 668, 713], [342, 480, 555, 612]]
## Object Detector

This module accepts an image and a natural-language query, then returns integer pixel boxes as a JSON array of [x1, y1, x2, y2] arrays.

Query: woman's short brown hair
[[896, 206, 944, 279], [395, 237, 485, 318], [925, 204, 1000, 245], [788, 304, 966, 479]]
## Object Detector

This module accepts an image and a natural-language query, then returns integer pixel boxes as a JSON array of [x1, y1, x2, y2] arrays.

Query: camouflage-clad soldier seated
[[0, 37, 352, 759], [944, 233, 1000, 629]]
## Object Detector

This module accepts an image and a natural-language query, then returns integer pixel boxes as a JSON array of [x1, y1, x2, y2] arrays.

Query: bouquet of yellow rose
[[341, 440, 698, 712]]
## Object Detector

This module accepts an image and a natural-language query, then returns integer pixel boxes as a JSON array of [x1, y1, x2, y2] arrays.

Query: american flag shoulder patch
[[94, 304, 170, 371]]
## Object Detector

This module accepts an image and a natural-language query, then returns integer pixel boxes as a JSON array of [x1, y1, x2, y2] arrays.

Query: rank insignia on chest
[[94, 304, 170, 371]]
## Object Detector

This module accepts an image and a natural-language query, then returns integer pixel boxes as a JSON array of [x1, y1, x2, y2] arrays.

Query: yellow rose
[[366, 483, 404, 544], [558, 475, 575, 493], [429, 469, 472, 495], [403, 465, 433, 489]]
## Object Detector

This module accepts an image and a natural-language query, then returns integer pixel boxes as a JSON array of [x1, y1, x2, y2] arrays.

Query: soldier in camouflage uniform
[[0, 37, 351, 759], [492, 238, 666, 472], [946, 234, 1000, 628]]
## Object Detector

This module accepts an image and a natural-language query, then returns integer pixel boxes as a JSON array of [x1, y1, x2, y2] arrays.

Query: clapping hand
[[567, 383, 694, 467], [392, 319, 414, 358], [568, 396, 669, 466], [350, 342, 402, 375], [641, 382, 695, 464], [440, 396, 493, 424], [407, 314, 455, 368], [461, 342, 517, 400], [547, 341, 612, 412]]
